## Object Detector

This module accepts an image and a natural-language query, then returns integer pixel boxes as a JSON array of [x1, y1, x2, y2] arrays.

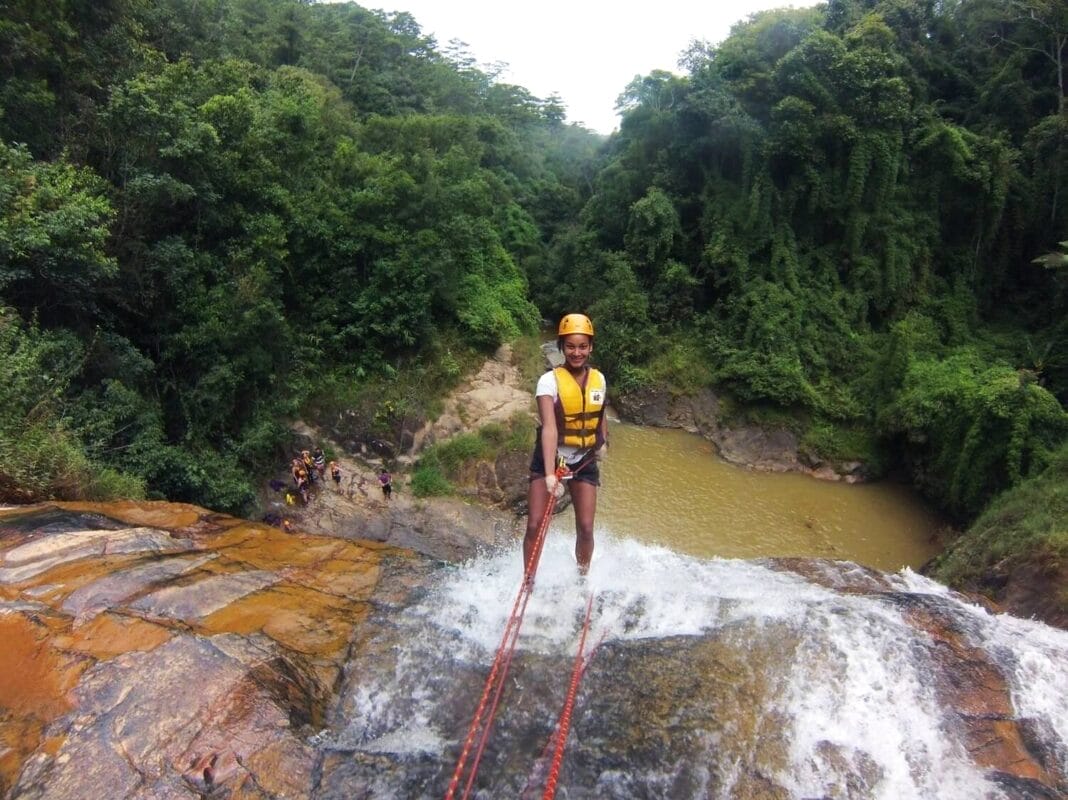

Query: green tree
[[0, 143, 117, 326]]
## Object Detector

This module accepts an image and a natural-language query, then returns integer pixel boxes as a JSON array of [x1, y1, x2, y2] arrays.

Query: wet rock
[[0, 508, 127, 536], [763, 557, 895, 594], [0, 528, 194, 584], [897, 597, 1063, 789], [61, 553, 217, 622], [128, 570, 278, 621], [10, 634, 316, 800], [1018, 717, 1068, 789], [326, 624, 803, 798], [989, 771, 1067, 800]]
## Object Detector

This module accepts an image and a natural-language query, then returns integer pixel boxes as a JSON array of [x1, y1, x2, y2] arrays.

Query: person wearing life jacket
[[523, 313, 608, 576]]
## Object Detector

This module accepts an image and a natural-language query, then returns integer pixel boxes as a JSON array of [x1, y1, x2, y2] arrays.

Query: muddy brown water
[[597, 422, 943, 571]]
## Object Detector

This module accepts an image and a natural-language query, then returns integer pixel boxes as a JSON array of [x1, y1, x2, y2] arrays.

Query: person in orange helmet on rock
[[523, 313, 608, 577]]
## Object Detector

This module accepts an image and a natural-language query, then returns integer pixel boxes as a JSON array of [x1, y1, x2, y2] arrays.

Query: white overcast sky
[[376, 1, 824, 134]]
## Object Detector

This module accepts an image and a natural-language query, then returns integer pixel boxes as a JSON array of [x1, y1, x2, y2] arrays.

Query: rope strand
[[542, 592, 595, 799], [445, 469, 562, 799]]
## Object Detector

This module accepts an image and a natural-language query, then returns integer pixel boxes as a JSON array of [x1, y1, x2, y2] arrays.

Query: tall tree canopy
[[0, 0, 599, 510]]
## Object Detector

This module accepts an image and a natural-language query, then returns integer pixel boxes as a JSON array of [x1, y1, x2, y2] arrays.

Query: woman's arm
[[537, 394, 560, 493], [538, 394, 557, 468]]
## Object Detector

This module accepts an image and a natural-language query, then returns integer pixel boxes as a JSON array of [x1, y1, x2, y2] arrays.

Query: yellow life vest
[[553, 367, 606, 449]]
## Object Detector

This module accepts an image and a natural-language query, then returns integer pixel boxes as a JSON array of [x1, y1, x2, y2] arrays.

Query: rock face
[[0, 501, 407, 799], [264, 448, 519, 561], [411, 343, 532, 454], [614, 384, 869, 482], [974, 557, 1068, 632], [1, 503, 1066, 799]]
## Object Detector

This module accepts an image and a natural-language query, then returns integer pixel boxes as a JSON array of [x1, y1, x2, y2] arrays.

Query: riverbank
[[612, 383, 869, 483]]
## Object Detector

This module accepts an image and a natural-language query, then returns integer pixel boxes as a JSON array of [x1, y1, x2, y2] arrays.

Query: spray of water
[[334, 523, 1068, 799]]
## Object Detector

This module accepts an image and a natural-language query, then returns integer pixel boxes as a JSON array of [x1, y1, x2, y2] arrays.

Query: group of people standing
[[279, 446, 392, 508], [287, 447, 343, 504]]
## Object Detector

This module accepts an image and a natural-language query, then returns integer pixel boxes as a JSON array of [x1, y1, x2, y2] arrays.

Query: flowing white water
[[335, 523, 1068, 799]]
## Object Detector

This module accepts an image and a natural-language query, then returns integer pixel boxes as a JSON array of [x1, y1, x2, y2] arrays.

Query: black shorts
[[529, 444, 600, 486]]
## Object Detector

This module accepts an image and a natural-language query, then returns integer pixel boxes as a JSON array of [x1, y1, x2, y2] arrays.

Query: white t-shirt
[[535, 369, 607, 463]]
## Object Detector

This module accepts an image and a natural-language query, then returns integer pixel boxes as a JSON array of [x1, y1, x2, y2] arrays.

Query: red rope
[[520, 626, 606, 800], [519, 637, 602, 798], [541, 592, 595, 800], [444, 469, 562, 800]]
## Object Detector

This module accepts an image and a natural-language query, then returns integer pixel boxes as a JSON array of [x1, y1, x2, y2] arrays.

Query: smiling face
[[560, 333, 593, 371]]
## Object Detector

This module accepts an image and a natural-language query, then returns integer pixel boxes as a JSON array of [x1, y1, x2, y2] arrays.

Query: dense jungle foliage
[[549, 0, 1068, 526], [0, 0, 593, 509], [1, 0, 1066, 579]]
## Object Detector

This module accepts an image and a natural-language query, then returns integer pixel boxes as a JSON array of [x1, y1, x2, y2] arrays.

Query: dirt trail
[[264, 346, 534, 560], [411, 342, 533, 452]]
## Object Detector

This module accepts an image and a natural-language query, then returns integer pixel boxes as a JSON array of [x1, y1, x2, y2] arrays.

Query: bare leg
[[569, 480, 597, 574], [524, 474, 551, 575]]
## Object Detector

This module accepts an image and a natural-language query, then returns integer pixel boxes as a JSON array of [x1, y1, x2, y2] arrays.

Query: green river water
[[596, 421, 944, 571]]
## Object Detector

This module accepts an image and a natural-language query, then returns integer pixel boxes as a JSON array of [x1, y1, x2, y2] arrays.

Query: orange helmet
[[557, 313, 594, 337]]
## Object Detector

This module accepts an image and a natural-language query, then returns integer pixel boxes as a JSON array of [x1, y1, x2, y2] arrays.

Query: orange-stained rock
[[0, 527, 194, 584], [0, 612, 85, 718], [60, 553, 216, 622], [904, 603, 1054, 785], [199, 583, 369, 658], [0, 611, 89, 796], [0, 714, 42, 797], [53, 500, 206, 531], [55, 612, 173, 660], [0, 501, 408, 799], [128, 569, 279, 621]]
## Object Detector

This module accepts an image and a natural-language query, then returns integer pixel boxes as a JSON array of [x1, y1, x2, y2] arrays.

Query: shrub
[[801, 420, 882, 470], [879, 347, 1068, 517], [0, 310, 144, 503], [410, 460, 453, 497], [929, 441, 1068, 598]]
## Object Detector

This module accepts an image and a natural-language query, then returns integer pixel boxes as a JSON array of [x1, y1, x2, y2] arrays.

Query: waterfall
[[324, 524, 1068, 799]]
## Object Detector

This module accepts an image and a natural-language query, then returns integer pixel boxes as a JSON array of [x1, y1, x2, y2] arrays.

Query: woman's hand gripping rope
[[545, 455, 572, 499]]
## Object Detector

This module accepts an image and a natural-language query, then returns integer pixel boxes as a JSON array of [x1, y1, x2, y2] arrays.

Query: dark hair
[[556, 333, 593, 352]]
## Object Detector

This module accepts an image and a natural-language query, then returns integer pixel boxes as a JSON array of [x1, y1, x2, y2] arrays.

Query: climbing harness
[[446, 454, 605, 799]]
